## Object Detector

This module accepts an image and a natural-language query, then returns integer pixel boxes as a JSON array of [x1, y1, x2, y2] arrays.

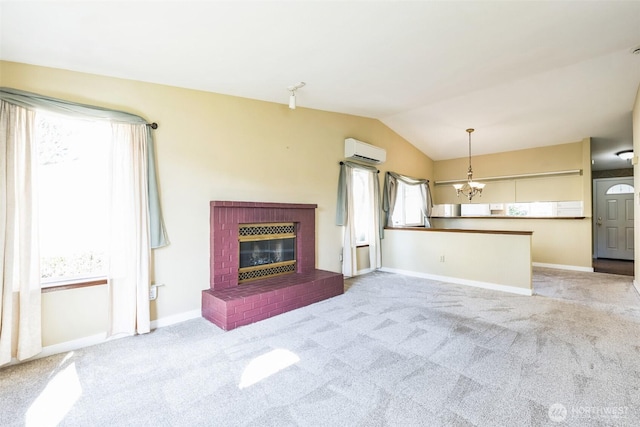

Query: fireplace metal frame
[[238, 222, 296, 283]]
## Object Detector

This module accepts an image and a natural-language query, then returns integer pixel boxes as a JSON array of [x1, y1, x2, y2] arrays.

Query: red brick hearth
[[201, 201, 344, 330]]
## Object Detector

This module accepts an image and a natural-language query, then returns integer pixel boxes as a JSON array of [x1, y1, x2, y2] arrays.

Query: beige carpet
[[1, 268, 639, 426]]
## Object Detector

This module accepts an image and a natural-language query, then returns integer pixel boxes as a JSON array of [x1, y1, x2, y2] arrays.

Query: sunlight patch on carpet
[[239, 348, 300, 389], [26, 359, 81, 427]]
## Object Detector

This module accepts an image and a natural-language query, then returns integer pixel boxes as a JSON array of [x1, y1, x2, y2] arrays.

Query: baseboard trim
[[379, 267, 533, 296], [11, 310, 202, 366], [39, 333, 117, 359], [355, 267, 375, 276], [150, 309, 201, 329], [532, 262, 593, 272], [4, 332, 119, 367]]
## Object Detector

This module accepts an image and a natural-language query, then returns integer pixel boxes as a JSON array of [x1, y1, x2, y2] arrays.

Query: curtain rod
[[339, 161, 380, 173], [147, 122, 158, 129]]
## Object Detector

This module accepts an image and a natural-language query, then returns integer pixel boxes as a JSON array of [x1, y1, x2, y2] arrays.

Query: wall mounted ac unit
[[344, 138, 387, 164]]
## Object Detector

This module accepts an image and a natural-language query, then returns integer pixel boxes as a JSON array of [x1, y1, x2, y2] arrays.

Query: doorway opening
[[593, 177, 634, 275]]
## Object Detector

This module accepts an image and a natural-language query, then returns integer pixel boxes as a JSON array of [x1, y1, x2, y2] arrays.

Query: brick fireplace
[[201, 201, 344, 330]]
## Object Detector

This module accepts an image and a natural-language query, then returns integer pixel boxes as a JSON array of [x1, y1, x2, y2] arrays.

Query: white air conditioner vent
[[344, 138, 386, 164]]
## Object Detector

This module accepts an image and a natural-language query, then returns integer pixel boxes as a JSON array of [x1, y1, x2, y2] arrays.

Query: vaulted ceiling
[[1, 1, 639, 170]]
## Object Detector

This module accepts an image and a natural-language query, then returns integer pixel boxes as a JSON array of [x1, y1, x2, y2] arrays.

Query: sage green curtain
[[0, 87, 168, 248], [382, 171, 433, 228]]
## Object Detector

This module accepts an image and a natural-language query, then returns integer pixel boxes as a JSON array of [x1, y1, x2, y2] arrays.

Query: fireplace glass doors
[[238, 223, 296, 283]]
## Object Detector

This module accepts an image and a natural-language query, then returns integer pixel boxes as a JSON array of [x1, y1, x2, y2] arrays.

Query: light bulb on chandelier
[[453, 128, 485, 201]]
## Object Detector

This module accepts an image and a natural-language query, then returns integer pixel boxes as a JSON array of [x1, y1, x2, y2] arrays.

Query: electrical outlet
[[440, 255, 445, 262], [149, 285, 158, 301], [149, 283, 164, 301]]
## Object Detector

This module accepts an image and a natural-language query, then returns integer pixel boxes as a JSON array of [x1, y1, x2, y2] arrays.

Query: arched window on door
[[606, 184, 634, 194]]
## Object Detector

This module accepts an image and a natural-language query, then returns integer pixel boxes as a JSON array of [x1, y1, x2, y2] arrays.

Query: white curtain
[[0, 100, 42, 365], [338, 163, 381, 277], [107, 122, 151, 336]]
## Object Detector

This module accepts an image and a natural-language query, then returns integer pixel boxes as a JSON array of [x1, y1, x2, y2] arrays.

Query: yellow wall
[[0, 60, 434, 346], [435, 141, 586, 179], [433, 140, 591, 206], [382, 229, 532, 293], [431, 217, 592, 268], [432, 139, 593, 269], [356, 246, 371, 273]]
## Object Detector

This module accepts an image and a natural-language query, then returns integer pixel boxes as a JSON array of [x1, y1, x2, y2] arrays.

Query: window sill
[[41, 277, 107, 293]]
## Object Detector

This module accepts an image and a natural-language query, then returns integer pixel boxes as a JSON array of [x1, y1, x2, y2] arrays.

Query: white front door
[[595, 178, 634, 260]]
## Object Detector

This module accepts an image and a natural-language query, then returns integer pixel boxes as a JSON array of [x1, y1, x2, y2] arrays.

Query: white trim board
[[532, 262, 594, 272], [633, 280, 640, 297], [356, 267, 375, 276], [7, 309, 202, 367], [379, 267, 533, 296], [150, 309, 201, 329]]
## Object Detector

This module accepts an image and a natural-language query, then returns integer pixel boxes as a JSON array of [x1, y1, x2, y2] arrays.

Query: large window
[[352, 168, 373, 245], [391, 181, 423, 226], [36, 112, 110, 286], [2, 87, 164, 337]]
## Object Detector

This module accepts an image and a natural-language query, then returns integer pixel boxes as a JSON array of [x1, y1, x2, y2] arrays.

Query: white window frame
[[392, 181, 424, 227]]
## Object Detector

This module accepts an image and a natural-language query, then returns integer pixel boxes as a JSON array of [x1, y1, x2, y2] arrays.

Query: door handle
[[597, 216, 602, 226]]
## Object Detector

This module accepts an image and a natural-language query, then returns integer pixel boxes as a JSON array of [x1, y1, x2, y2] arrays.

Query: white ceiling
[[1, 1, 639, 170]]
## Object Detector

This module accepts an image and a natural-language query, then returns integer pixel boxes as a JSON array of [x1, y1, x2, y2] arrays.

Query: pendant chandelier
[[453, 128, 485, 201]]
